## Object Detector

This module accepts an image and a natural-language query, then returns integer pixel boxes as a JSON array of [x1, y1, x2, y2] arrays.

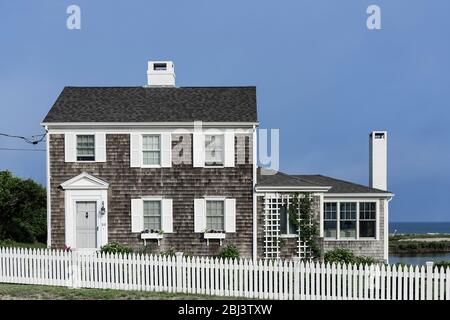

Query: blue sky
[[1, 0, 449, 222]]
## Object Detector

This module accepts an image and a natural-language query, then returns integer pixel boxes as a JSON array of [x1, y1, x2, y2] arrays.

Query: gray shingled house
[[41, 61, 393, 262]]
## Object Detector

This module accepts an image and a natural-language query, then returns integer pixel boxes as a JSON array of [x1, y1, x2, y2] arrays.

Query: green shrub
[[324, 248, 376, 265], [100, 241, 133, 254], [217, 243, 240, 260], [0, 239, 46, 249], [160, 247, 176, 257], [434, 261, 450, 269]]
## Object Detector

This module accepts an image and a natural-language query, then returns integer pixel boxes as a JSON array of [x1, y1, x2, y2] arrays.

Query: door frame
[[75, 200, 98, 249], [65, 190, 108, 251], [61, 173, 109, 251]]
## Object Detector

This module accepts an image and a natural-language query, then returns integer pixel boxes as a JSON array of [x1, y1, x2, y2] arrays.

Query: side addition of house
[[42, 61, 393, 262]]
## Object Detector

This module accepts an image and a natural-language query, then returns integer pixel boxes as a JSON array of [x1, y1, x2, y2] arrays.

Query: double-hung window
[[205, 134, 224, 166], [206, 200, 225, 232], [76, 135, 95, 161], [143, 200, 161, 231], [280, 204, 297, 235], [323, 203, 337, 238], [359, 202, 376, 238], [340, 202, 357, 238], [142, 135, 161, 166]]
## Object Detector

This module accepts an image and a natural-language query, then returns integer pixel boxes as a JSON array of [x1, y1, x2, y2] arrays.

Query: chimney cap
[[146, 60, 176, 87]]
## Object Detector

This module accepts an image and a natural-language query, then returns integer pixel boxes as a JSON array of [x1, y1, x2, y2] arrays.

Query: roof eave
[[41, 121, 260, 128], [255, 186, 332, 193], [324, 192, 394, 198]]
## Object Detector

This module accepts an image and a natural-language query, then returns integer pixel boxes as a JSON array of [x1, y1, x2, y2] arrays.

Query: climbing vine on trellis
[[288, 192, 321, 260]]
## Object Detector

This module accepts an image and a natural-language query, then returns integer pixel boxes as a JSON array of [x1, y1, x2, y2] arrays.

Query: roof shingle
[[42, 86, 257, 123]]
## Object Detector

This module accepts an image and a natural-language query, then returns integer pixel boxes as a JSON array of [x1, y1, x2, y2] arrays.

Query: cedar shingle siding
[[49, 133, 254, 257]]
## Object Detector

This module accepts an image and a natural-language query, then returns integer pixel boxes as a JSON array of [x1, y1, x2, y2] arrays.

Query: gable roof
[[60, 172, 109, 190], [256, 169, 391, 194], [42, 86, 257, 123]]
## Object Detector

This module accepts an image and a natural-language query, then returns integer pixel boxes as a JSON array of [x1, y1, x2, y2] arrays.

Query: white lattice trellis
[[263, 193, 314, 260]]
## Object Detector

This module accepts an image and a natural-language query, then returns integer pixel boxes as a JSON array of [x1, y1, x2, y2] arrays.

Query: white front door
[[76, 201, 97, 248]]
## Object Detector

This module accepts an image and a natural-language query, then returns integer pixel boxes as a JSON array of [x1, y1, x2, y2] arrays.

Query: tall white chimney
[[146, 61, 175, 87], [369, 131, 387, 190]]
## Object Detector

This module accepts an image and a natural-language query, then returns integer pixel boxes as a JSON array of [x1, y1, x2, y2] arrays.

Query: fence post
[[426, 261, 434, 300], [70, 250, 79, 289], [175, 252, 184, 293], [293, 257, 300, 300]]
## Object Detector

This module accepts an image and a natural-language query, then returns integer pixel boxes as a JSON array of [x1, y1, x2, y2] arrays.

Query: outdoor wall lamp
[[100, 201, 106, 215]]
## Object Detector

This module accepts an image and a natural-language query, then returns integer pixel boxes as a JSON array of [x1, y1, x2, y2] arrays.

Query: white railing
[[0, 247, 449, 300]]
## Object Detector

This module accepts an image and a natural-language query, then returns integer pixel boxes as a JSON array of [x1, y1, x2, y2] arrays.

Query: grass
[[389, 234, 450, 254], [0, 283, 237, 300]]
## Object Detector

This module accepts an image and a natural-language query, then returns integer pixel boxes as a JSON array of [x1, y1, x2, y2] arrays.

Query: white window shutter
[[161, 133, 172, 167], [130, 134, 142, 167], [194, 199, 206, 232], [95, 133, 106, 162], [162, 199, 173, 233], [225, 198, 236, 233], [193, 132, 205, 167], [64, 133, 76, 162], [224, 130, 235, 167], [131, 199, 143, 233]]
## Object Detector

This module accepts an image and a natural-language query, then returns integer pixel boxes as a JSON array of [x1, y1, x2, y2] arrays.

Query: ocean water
[[388, 222, 450, 265], [389, 253, 450, 266], [389, 222, 450, 234]]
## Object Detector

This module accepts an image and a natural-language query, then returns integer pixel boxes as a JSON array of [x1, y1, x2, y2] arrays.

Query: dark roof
[[257, 169, 390, 193], [292, 175, 390, 193], [43, 86, 257, 123], [256, 169, 322, 188]]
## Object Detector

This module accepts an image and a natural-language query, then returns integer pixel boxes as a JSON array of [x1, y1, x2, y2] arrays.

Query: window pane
[[324, 221, 337, 238], [340, 202, 356, 220], [143, 135, 160, 150], [76, 135, 95, 161], [324, 203, 337, 220], [340, 221, 356, 238], [360, 221, 376, 238], [360, 202, 376, 220], [288, 212, 297, 235], [279, 205, 287, 234], [143, 151, 160, 165], [205, 135, 224, 165], [206, 200, 224, 231], [143, 200, 161, 230]]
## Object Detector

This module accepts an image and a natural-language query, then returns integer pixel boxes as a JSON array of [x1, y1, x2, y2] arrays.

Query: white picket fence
[[0, 247, 449, 300]]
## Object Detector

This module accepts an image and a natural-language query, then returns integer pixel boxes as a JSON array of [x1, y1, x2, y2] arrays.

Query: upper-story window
[[205, 134, 224, 166], [206, 200, 225, 231], [142, 134, 161, 166], [76, 135, 95, 161], [280, 204, 297, 235]]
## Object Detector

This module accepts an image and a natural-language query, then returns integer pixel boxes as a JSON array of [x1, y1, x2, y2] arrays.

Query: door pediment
[[61, 172, 109, 190]]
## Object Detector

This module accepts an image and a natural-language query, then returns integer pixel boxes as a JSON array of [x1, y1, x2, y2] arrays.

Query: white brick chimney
[[369, 131, 387, 190], [146, 61, 175, 87]]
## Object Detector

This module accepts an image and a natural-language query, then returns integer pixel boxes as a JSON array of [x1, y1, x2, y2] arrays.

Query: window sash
[[76, 135, 95, 161], [206, 200, 224, 231], [323, 203, 337, 238], [205, 135, 224, 166], [280, 205, 297, 235], [143, 200, 161, 231], [142, 135, 161, 165]]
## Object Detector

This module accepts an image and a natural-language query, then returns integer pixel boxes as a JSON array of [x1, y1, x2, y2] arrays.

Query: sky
[[0, 0, 449, 222]]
